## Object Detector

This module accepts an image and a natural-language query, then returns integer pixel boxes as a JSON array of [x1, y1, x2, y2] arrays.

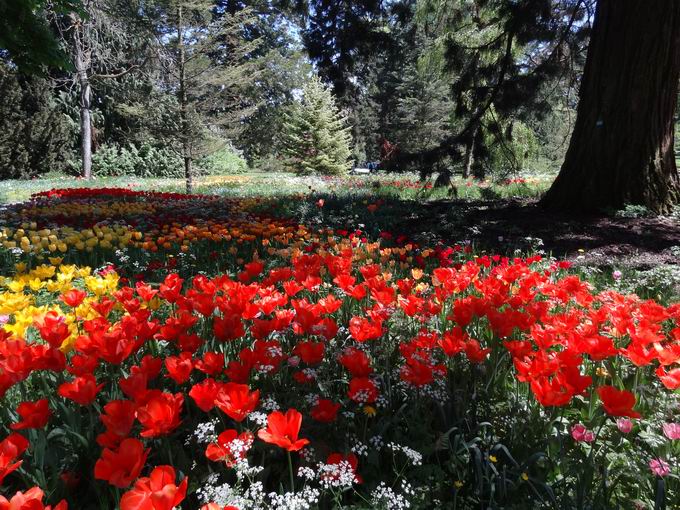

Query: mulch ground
[[395, 199, 680, 269]]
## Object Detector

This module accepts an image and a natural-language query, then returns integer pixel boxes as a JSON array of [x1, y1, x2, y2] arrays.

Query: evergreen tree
[[384, 0, 591, 180], [0, 63, 72, 179], [282, 76, 352, 175], [0, 0, 82, 73], [52, 0, 150, 179], [297, 0, 389, 100], [153, 1, 266, 192], [390, 47, 453, 155]]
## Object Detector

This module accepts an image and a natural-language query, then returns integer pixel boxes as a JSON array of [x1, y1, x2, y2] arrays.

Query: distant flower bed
[[0, 188, 677, 509]]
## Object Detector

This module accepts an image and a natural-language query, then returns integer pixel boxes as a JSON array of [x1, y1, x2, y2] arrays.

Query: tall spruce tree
[[153, 1, 265, 192], [282, 76, 352, 175]]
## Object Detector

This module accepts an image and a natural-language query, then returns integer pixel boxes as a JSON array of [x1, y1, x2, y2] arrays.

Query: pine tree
[[0, 63, 72, 179], [153, 1, 266, 192], [282, 76, 353, 176]]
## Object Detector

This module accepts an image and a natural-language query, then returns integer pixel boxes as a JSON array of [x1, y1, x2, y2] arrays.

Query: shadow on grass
[[266, 193, 680, 269]]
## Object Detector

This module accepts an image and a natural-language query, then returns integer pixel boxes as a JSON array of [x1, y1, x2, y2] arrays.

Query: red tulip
[[136, 392, 184, 438], [597, 385, 642, 418], [293, 342, 325, 365], [196, 352, 224, 376], [349, 316, 383, 342], [120, 465, 187, 510], [257, 409, 309, 452], [189, 378, 221, 412], [57, 374, 102, 406], [324, 453, 362, 484], [164, 352, 194, 384], [348, 377, 379, 404], [93, 390, 129, 421], [310, 399, 341, 423], [205, 429, 254, 467], [656, 365, 680, 390], [11, 399, 51, 430], [0, 487, 68, 510], [34, 311, 70, 349], [339, 348, 373, 377], [159, 274, 183, 303], [215, 383, 259, 422], [0, 433, 29, 485], [94, 438, 149, 488], [60, 288, 88, 308]]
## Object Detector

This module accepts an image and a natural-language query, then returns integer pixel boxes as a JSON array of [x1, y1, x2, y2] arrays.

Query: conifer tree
[[282, 76, 353, 175]]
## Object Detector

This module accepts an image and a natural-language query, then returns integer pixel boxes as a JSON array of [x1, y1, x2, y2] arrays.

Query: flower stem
[[287, 450, 295, 493]]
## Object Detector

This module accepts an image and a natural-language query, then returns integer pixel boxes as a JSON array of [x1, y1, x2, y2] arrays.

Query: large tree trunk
[[73, 18, 92, 180], [177, 6, 193, 194], [542, 0, 680, 214]]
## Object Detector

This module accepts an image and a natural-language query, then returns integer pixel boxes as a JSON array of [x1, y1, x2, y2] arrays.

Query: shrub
[[197, 146, 249, 175], [0, 63, 73, 179], [91, 143, 184, 178]]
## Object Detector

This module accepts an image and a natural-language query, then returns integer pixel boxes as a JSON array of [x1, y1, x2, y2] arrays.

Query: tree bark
[[177, 6, 193, 194], [542, 0, 680, 214], [73, 17, 92, 180], [462, 124, 478, 179]]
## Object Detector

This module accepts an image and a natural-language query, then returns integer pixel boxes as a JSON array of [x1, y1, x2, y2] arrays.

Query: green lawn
[[0, 171, 553, 204]]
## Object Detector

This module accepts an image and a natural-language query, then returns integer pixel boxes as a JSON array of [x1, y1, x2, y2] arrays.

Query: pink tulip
[[571, 424, 595, 443], [649, 458, 671, 477], [662, 423, 680, 440], [616, 418, 633, 434]]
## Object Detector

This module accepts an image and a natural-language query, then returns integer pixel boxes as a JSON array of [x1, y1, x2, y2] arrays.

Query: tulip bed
[[0, 187, 678, 510]]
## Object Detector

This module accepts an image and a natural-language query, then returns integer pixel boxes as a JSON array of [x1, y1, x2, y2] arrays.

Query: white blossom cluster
[[369, 435, 385, 450], [266, 487, 321, 509], [387, 443, 423, 466], [232, 455, 264, 479], [304, 393, 319, 406], [256, 364, 275, 374], [260, 396, 280, 411], [317, 460, 360, 489], [114, 249, 130, 263], [229, 438, 262, 479], [351, 440, 369, 457], [297, 466, 316, 480], [247, 411, 269, 427], [300, 445, 316, 463], [196, 474, 243, 508], [370, 480, 413, 510], [191, 419, 218, 445], [301, 367, 317, 380], [197, 477, 321, 510], [350, 389, 372, 403]]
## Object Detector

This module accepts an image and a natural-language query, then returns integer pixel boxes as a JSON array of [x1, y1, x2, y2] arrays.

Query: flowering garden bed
[[0, 188, 678, 509]]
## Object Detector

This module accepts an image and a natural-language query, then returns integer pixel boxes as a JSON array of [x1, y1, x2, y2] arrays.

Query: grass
[[0, 171, 553, 205]]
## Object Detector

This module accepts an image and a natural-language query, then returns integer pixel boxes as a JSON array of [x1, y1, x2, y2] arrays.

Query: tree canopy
[[0, 0, 678, 213]]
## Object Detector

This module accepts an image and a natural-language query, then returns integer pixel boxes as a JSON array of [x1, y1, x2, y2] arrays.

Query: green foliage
[[91, 143, 183, 177], [0, 64, 73, 179], [485, 118, 539, 177], [282, 76, 353, 175], [0, 0, 82, 73], [197, 146, 249, 175], [615, 204, 655, 219], [89, 143, 248, 177]]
